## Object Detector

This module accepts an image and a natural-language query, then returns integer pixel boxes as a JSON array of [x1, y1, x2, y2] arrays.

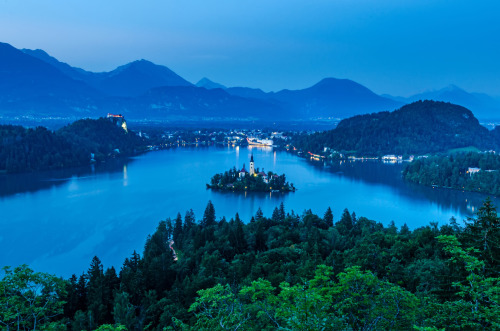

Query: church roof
[[250, 154, 254, 162]]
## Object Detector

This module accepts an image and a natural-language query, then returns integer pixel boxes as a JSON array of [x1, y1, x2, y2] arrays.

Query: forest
[[207, 167, 295, 192], [403, 152, 500, 196], [0, 117, 146, 173], [1, 199, 499, 330], [292, 100, 498, 156]]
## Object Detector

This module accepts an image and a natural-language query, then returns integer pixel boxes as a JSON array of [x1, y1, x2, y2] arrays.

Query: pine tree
[[173, 213, 183, 245], [254, 222, 267, 252], [279, 202, 286, 220], [87, 256, 107, 328], [234, 213, 247, 254], [76, 273, 88, 313], [120, 251, 144, 306], [103, 267, 120, 323], [272, 207, 280, 222], [64, 274, 80, 318], [336, 209, 353, 236], [166, 218, 173, 239], [255, 207, 264, 220], [202, 201, 216, 227], [462, 197, 500, 276], [184, 209, 196, 230], [324, 207, 334, 227]]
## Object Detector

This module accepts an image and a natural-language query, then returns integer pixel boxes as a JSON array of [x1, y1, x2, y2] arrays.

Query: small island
[[207, 155, 296, 192]]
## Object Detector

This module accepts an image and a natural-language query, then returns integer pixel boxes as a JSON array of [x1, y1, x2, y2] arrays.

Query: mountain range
[[383, 85, 500, 120], [0, 42, 499, 124]]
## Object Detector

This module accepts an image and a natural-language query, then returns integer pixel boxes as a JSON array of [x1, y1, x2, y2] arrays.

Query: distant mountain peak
[[89, 58, 193, 96], [129, 59, 156, 67], [386, 84, 500, 119], [112, 59, 159, 73], [443, 84, 461, 91], [423, 84, 465, 94], [310, 77, 367, 91], [196, 77, 226, 90], [22, 48, 49, 56], [316, 77, 350, 84], [21, 47, 92, 79]]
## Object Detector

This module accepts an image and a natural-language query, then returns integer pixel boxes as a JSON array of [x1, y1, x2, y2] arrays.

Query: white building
[[467, 167, 480, 175]]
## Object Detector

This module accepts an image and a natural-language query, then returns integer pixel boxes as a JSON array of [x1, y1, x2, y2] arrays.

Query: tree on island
[[207, 169, 295, 193]]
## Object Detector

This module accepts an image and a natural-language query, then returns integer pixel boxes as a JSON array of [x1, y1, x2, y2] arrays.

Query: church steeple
[[249, 154, 255, 175]]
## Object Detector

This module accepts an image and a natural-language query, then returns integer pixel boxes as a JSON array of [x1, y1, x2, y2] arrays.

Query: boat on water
[[247, 137, 274, 147]]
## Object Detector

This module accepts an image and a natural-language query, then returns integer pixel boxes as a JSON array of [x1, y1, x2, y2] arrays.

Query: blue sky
[[1, 0, 499, 96]]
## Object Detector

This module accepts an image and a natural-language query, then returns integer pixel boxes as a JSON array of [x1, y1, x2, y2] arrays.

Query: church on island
[[207, 154, 294, 192], [238, 155, 271, 183]]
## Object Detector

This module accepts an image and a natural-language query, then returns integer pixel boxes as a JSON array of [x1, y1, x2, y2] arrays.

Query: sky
[[0, 0, 499, 96]]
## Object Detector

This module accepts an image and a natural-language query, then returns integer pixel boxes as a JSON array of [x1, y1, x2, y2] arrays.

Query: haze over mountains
[[383, 85, 500, 120], [0, 42, 499, 124]]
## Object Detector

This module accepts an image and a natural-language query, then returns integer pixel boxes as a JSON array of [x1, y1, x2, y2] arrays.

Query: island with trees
[[206, 155, 296, 192]]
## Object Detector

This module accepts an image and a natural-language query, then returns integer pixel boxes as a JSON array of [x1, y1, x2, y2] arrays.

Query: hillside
[[293, 100, 496, 155], [0, 117, 145, 173], [127, 86, 287, 120], [0, 43, 101, 117], [225, 78, 402, 119], [403, 152, 500, 195], [5, 200, 498, 330], [269, 78, 402, 119], [196, 77, 227, 90], [83, 60, 193, 97], [22, 49, 193, 97], [21, 48, 92, 81]]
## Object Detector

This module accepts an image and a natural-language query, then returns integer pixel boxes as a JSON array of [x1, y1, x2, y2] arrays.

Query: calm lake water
[[0, 146, 494, 277]]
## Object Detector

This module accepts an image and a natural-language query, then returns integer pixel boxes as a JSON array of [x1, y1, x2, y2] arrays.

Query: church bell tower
[[249, 154, 255, 175]]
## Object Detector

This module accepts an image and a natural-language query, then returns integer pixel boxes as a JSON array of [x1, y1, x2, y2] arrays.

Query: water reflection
[[309, 159, 489, 221], [0, 146, 493, 277], [0, 159, 129, 199], [123, 164, 128, 187]]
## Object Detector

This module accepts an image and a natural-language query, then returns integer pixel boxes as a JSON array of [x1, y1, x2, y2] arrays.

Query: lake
[[0, 146, 493, 277]]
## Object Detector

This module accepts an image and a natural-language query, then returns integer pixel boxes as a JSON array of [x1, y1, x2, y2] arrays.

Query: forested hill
[[0, 117, 146, 173], [293, 100, 496, 156], [1, 200, 499, 330], [403, 152, 500, 196]]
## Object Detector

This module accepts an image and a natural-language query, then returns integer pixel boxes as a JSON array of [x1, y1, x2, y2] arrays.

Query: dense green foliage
[[0, 265, 67, 330], [293, 100, 496, 156], [2, 199, 499, 330], [207, 167, 295, 192], [404, 152, 500, 195], [0, 118, 146, 173]]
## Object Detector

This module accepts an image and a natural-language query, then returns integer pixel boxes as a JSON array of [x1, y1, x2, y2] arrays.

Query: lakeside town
[[134, 126, 459, 164]]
